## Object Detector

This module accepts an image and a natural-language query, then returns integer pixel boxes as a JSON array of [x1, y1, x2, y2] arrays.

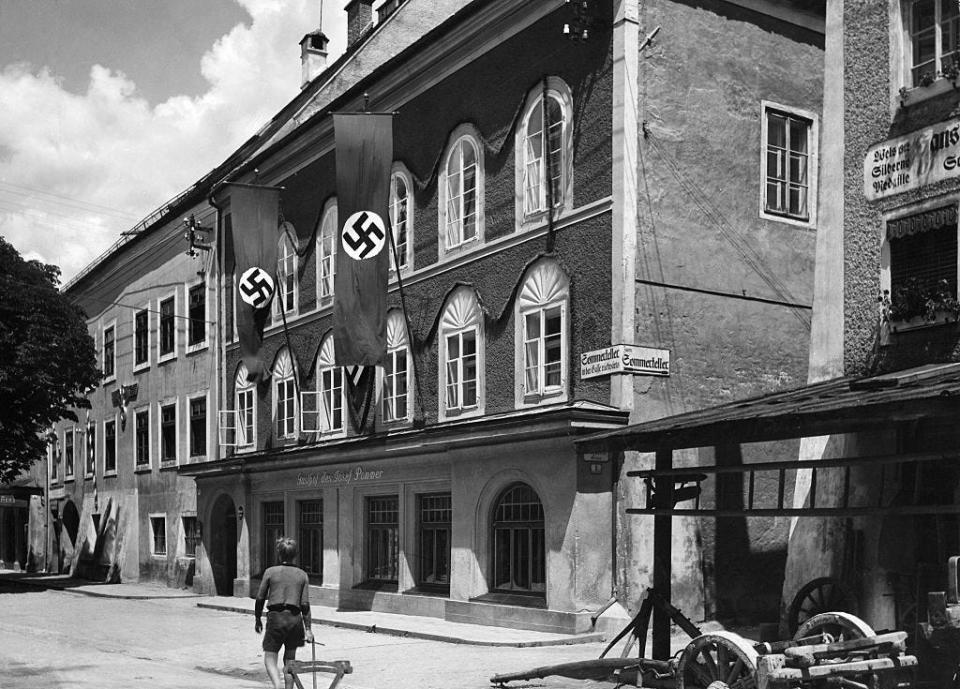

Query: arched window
[[272, 349, 298, 439], [492, 483, 545, 594], [440, 126, 484, 256], [235, 363, 256, 450], [515, 259, 569, 406], [389, 165, 414, 274], [316, 335, 346, 434], [382, 311, 411, 423], [317, 200, 337, 306], [439, 286, 483, 419], [516, 78, 574, 228], [275, 231, 298, 317]]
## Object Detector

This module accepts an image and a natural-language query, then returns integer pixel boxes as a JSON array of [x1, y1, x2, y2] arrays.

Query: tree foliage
[[0, 237, 100, 484]]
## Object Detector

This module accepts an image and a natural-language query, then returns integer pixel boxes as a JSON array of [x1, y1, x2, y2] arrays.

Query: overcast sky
[[0, 0, 347, 283]]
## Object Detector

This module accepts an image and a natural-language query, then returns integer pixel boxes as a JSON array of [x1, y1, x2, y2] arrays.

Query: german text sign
[[580, 344, 670, 379], [864, 117, 960, 200]]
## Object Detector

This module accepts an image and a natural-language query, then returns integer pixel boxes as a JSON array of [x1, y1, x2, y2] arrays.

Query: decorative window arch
[[316, 335, 346, 435], [438, 286, 484, 419], [389, 164, 414, 274], [515, 259, 569, 407], [274, 231, 298, 318], [317, 200, 337, 306], [491, 482, 545, 595], [515, 77, 574, 229], [272, 349, 298, 440], [381, 310, 412, 423], [439, 125, 484, 257], [235, 363, 256, 450]]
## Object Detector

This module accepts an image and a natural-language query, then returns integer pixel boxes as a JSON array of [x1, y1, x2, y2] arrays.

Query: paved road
[[0, 582, 608, 689]]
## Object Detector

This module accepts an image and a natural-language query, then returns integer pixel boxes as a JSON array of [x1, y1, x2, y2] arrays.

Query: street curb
[[197, 601, 606, 648], [0, 575, 204, 600]]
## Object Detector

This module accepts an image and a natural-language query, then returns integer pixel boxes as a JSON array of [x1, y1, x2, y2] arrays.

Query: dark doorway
[[61, 500, 80, 575], [1, 509, 15, 567], [210, 495, 238, 596]]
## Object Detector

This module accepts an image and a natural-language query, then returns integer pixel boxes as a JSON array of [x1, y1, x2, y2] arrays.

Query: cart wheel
[[677, 631, 759, 689], [787, 577, 857, 636], [794, 611, 874, 643]]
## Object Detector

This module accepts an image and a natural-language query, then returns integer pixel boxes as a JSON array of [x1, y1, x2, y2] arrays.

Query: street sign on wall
[[580, 344, 670, 379]]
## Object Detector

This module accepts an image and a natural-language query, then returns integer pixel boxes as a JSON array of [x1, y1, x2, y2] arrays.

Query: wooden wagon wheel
[[677, 631, 759, 689], [794, 611, 875, 643], [787, 577, 857, 636]]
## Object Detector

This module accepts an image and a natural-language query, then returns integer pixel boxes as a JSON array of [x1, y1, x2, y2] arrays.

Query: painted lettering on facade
[[580, 344, 670, 379], [296, 466, 384, 487], [864, 119, 960, 200]]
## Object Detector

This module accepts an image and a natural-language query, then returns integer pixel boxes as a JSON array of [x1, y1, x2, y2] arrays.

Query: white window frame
[[315, 335, 347, 437], [381, 311, 412, 424], [187, 391, 210, 461], [234, 364, 257, 451], [515, 77, 574, 230], [901, 0, 960, 90], [157, 290, 178, 363], [515, 261, 570, 407], [180, 513, 200, 559], [272, 349, 298, 440], [132, 305, 151, 373], [64, 427, 75, 481], [157, 398, 180, 465], [149, 513, 167, 557], [48, 431, 59, 484], [101, 319, 117, 383], [438, 287, 484, 420], [133, 406, 151, 470], [103, 413, 118, 477], [185, 278, 208, 354], [316, 200, 338, 308], [83, 414, 96, 479], [759, 101, 819, 228], [389, 164, 414, 276], [438, 124, 484, 259], [274, 232, 299, 320]]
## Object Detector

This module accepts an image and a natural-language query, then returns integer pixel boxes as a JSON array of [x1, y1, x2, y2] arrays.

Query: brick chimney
[[300, 29, 329, 89], [345, 0, 374, 47]]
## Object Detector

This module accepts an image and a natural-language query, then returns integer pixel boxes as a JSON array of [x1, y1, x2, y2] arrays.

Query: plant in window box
[[880, 278, 960, 331], [942, 56, 960, 85], [919, 71, 937, 88]]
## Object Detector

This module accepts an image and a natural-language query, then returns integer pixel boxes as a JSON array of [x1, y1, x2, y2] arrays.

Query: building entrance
[[210, 494, 238, 596]]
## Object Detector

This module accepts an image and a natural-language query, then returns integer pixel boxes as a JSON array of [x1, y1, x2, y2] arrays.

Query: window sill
[[151, 553, 167, 559], [186, 342, 208, 355], [441, 406, 482, 422], [102, 374, 116, 385], [470, 591, 546, 609], [760, 209, 814, 229], [134, 464, 152, 474], [84, 473, 95, 481], [353, 581, 398, 592], [64, 476, 75, 484], [900, 77, 956, 108], [132, 362, 150, 374], [404, 585, 450, 597], [103, 471, 118, 479], [160, 460, 178, 471], [158, 353, 177, 365], [888, 313, 959, 333]]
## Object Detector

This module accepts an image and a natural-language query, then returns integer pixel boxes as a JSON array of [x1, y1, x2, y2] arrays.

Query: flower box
[[888, 309, 960, 333]]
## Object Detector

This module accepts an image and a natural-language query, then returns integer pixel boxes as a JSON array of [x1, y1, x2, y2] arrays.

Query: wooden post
[[652, 448, 674, 659]]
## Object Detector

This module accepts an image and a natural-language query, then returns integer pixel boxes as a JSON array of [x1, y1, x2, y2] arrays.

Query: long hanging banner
[[229, 183, 281, 382]]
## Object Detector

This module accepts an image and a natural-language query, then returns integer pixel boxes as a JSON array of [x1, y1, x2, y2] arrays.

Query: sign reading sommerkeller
[[864, 118, 960, 201], [580, 344, 670, 379]]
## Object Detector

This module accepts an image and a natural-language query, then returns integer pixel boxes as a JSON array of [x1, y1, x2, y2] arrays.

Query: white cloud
[[0, 0, 346, 284]]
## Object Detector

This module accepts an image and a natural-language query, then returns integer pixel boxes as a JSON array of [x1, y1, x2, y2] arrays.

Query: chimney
[[345, 0, 374, 47], [300, 29, 329, 89]]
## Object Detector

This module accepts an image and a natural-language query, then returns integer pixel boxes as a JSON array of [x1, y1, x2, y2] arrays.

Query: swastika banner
[[332, 113, 392, 367]]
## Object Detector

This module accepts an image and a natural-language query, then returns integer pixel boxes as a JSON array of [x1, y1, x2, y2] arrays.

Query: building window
[[417, 493, 451, 589], [492, 483, 545, 595], [907, 0, 960, 87], [235, 364, 256, 450], [317, 201, 337, 305], [159, 295, 176, 359], [273, 349, 297, 439], [517, 79, 573, 225], [188, 282, 206, 347], [134, 308, 149, 369], [160, 402, 177, 463], [150, 515, 167, 556], [84, 420, 96, 476], [439, 287, 483, 419], [275, 232, 298, 318], [104, 418, 116, 474], [263, 501, 285, 570], [316, 336, 345, 434], [389, 167, 413, 273], [382, 312, 410, 423], [182, 516, 200, 558], [440, 126, 483, 254], [298, 500, 323, 579], [102, 324, 115, 380], [189, 396, 207, 458], [516, 260, 569, 406], [366, 495, 399, 584], [50, 435, 59, 481], [762, 105, 815, 224], [135, 409, 150, 467], [64, 428, 74, 479]]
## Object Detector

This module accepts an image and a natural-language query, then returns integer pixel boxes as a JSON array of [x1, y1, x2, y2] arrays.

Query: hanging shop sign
[[864, 117, 960, 201], [580, 344, 670, 379]]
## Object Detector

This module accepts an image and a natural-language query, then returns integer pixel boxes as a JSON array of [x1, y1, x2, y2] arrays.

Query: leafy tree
[[0, 237, 100, 484]]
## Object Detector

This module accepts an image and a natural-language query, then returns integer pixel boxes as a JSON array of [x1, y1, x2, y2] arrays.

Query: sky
[[0, 0, 347, 284]]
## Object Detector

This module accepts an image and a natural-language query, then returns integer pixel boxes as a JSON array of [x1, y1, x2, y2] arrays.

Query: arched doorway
[[209, 494, 238, 596], [60, 500, 80, 574], [1, 509, 15, 567], [491, 482, 545, 596]]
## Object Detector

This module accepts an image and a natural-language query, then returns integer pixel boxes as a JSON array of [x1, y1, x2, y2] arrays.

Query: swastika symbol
[[239, 266, 275, 309], [341, 211, 386, 261]]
